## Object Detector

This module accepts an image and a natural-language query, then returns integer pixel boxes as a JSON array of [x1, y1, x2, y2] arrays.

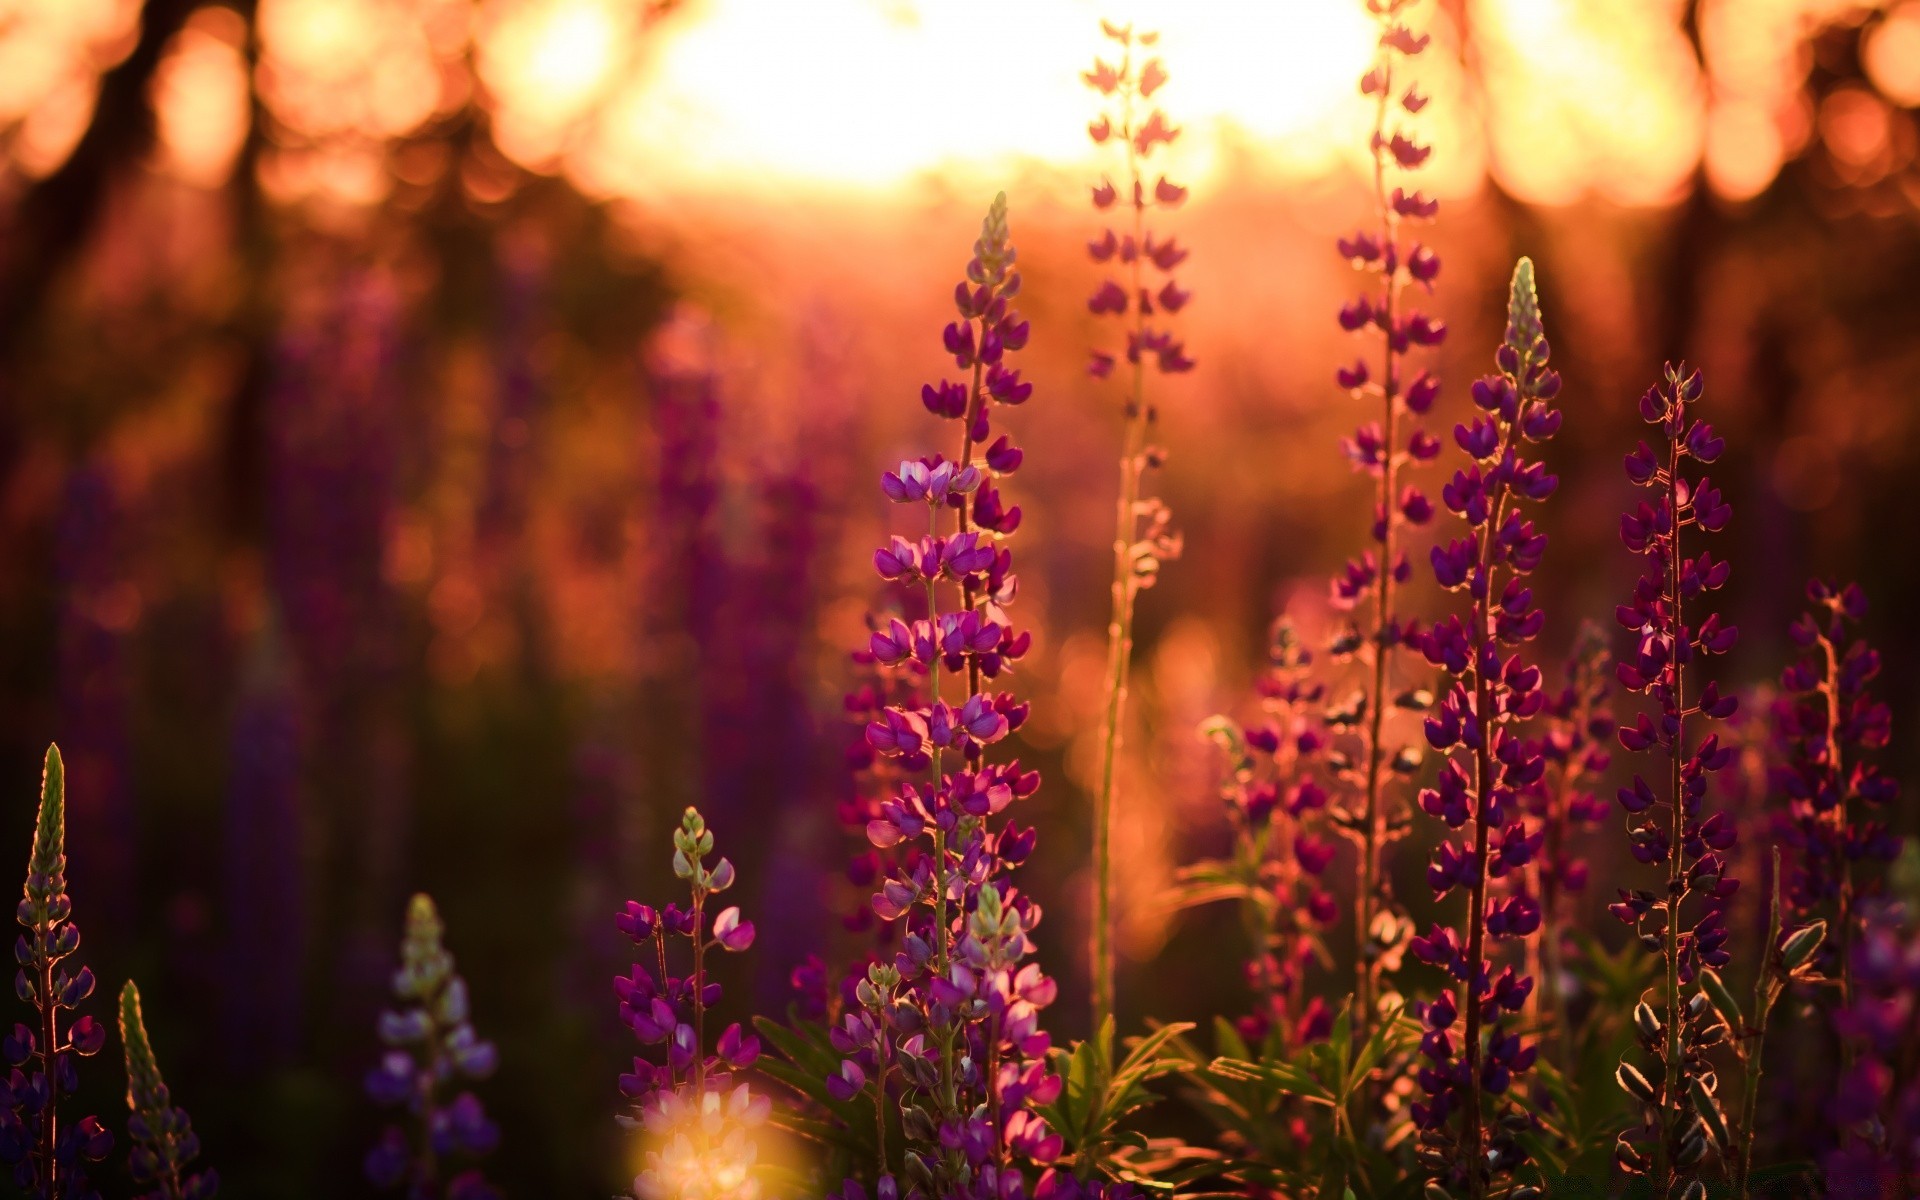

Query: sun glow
[[12, 0, 1909, 207], [561, 0, 1482, 201]]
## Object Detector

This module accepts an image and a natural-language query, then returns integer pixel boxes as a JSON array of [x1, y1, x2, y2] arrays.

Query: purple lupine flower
[[1608, 362, 1741, 1196], [2, 746, 113, 1199], [1521, 624, 1615, 1042], [1770, 580, 1900, 993], [1409, 258, 1559, 1197], [1822, 901, 1920, 1194], [819, 194, 1060, 1200], [1325, 0, 1444, 1025], [264, 277, 410, 1009], [221, 624, 306, 1072], [616, 807, 772, 1200], [54, 461, 137, 941], [364, 894, 500, 1199], [1195, 616, 1337, 1052], [1084, 19, 1190, 1036], [120, 981, 218, 1200]]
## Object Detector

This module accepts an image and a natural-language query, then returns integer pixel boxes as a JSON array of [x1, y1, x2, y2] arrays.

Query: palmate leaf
[[1181, 1001, 1423, 1198], [1039, 1017, 1197, 1172], [1166, 858, 1266, 912], [752, 1016, 877, 1162]]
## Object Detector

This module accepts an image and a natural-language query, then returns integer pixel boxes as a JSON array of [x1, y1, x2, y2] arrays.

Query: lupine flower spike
[[1330, 0, 1444, 1028], [2, 744, 112, 1200], [1192, 617, 1338, 1051], [1771, 580, 1899, 1009], [119, 981, 217, 1200], [364, 894, 501, 1200], [615, 807, 771, 1200], [844, 194, 1062, 1198], [1609, 362, 1741, 1199], [1523, 625, 1614, 1047], [1821, 900, 1920, 1191], [1410, 257, 1559, 1200], [1084, 18, 1191, 1036]]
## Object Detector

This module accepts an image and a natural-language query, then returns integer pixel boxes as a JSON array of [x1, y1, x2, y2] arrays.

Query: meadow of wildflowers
[[1, 2, 1918, 1199]]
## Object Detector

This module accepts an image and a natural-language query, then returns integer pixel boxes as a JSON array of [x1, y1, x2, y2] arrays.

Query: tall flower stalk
[[1330, 0, 1444, 1026], [2, 744, 113, 1199], [1771, 579, 1900, 1015], [1522, 626, 1615, 1048], [1608, 362, 1741, 1198], [614, 807, 769, 1200], [1083, 19, 1193, 1037], [1192, 616, 1338, 1051], [364, 895, 501, 1200], [1408, 258, 1559, 1200], [119, 981, 218, 1200], [842, 193, 1062, 1198]]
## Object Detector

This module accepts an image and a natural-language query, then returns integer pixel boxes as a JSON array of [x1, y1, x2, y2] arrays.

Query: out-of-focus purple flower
[[1822, 902, 1920, 1193], [1196, 616, 1338, 1051], [618, 808, 773, 1200], [364, 894, 499, 1195], [1082, 23, 1195, 1035], [121, 980, 218, 1200], [1770, 580, 1899, 968], [1519, 625, 1615, 1034], [222, 624, 306, 1073], [1324, 0, 1447, 1025]]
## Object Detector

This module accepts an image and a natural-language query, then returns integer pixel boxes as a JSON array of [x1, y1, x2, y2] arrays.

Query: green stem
[[1092, 51, 1147, 1043], [1735, 848, 1783, 1199]]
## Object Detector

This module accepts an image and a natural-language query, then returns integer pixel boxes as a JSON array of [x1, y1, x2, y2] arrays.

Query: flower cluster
[[119, 981, 217, 1200], [2, 745, 112, 1200], [841, 608, 932, 950], [838, 194, 1061, 1200], [364, 893, 501, 1200], [1084, 19, 1194, 381], [1083, 17, 1190, 1032], [614, 807, 769, 1200], [1770, 579, 1900, 981], [1608, 363, 1741, 1195], [1193, 616, 1337, 1051], [1523, 625, 1616, 1032], [1823, 902, 1920, 1192], [1328, 0, 1444, 1019], [1408, 257, 1560, 1198]]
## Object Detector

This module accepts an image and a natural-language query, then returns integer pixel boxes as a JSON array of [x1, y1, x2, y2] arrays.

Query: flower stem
[[1817, 630, 1854, 1041], [36, 947, 58, 1195], [1659, 434, 1687, 1195], [1356, 50, 1402, 1035], [1092, 54, 1146, 1042], [1734, 848, 1783, 1199]]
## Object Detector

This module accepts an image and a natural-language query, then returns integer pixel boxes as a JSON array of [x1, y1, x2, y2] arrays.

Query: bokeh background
[[1, 0, 1918, 1193]]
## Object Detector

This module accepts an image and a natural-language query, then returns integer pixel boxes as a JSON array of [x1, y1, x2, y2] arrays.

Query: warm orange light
[[1705, 99, 1784, 202], [153, 7, 251, 188], [0, 0, 138, 178], [1476, 0, 1703, 207], [479, 0, 629, 166], [556, 0, 1482, 202], [1865, 3, 1920, 106]]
